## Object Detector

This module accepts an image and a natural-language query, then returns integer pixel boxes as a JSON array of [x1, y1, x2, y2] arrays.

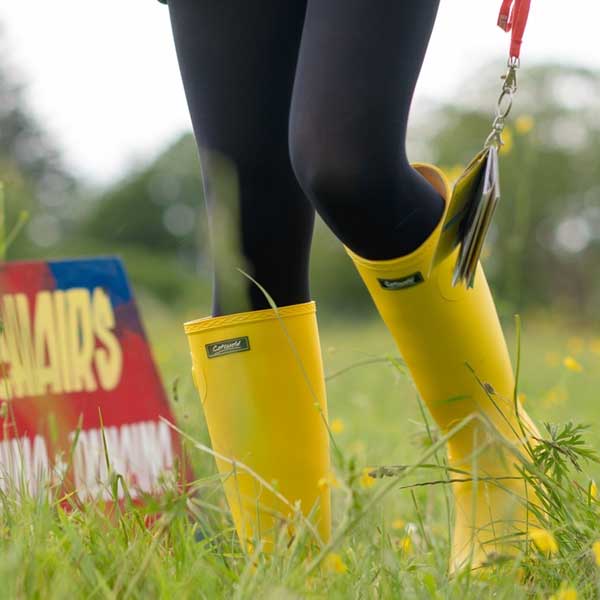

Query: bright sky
[[1, 1, 598, 185]]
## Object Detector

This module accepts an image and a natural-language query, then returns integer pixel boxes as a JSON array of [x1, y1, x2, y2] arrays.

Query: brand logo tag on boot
[[206, 336, 251, 358], [378, 272, 424, 290]]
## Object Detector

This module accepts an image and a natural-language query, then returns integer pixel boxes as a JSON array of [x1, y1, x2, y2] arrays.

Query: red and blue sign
[[0, 257, 185, 501]]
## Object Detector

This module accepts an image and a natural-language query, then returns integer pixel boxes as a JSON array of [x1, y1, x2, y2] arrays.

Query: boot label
[[206, 336, 250, 358], [378, 272, 424, 290]]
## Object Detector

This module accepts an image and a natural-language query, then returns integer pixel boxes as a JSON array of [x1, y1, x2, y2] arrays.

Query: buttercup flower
[[398, 536, 412, 554], [563, 356, 583, 373], [550, 585, 577, 600], [543, 385, 568, 407], [330, 418, 345, 434], [530, 528, 558, 555], [359, 467, 376, 489], [444, 164, 465, 184], [592, 540, 600, 566], [317, 472, 340, 491], [515, 114, 534, 135], [391, 519, 405, 530], [500, 127, 513, 154], [324, 553, 348, 574]]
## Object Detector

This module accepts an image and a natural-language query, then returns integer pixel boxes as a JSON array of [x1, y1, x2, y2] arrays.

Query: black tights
[[168, 1, 444, 316]]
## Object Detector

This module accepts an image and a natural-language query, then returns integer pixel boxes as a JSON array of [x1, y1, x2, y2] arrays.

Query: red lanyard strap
[[497, 0, 531, 60]]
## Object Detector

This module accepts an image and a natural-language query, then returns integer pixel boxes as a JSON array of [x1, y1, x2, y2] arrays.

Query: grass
[[2, 287, 600, 598], [3, 195, 600, 596]]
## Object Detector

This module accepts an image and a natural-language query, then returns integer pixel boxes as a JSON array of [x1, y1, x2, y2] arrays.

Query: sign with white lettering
[[0, 257, 186, 501]]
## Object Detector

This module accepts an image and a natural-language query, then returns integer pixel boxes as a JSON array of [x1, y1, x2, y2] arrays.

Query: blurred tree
[[83, 134, 205, 261], [0, 32, 206, 305], [76, 134, 214, 305], [5, 42, 600, 320], [0, 27, 78, 256], [80, 133, 372, 314], [79, 62, 600, 317]]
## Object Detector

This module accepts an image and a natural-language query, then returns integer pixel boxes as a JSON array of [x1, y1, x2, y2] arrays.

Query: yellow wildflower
[[545, 351, 560, 367], [563, 356, 583, 373], [317, 472, 340, 491], [391, 519, 405, 530], [530, 528, 558, 555], [445, 164, 465, 184], [550, 586, 577, 600], [500, 127, 513, 155], [543, 385, 568, 407], [567, 336, 585, 355], [589, 338, 600, 355], [515, 114, 534, 135], [398, 536, 412, 554], [359, 467, 376, 489], [591, 480, 598, 500], [593, 541, 600, 566], [324, 552, 348, 574], [330, 418, 345, 434]]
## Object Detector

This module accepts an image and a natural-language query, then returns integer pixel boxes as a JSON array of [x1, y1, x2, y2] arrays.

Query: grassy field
[[3, 292, 600, 599]]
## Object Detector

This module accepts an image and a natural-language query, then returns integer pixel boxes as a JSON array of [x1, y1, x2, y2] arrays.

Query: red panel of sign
[[0, 257, 186, 502]]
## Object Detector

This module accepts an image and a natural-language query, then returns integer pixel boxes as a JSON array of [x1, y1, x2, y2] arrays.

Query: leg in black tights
[[168, 1, 312, 316], [168, 1, 443, 316], [290, 0, 444, 260]]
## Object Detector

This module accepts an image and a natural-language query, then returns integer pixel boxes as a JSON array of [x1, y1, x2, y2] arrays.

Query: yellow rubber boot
[[345, 164, 539, 571], [184, 301, 331, 551]]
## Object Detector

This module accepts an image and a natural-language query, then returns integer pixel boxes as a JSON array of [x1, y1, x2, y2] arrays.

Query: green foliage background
[[4, 54, 600, 324], [5, 44, 600, 599]]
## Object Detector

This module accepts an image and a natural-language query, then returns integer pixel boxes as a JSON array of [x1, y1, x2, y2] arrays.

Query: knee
[[289, 122, 409, 213], [289, 137, 349, 206]]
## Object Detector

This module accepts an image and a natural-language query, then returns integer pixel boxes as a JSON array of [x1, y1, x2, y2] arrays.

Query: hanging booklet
[[447, 0, 531, 287], [451, 145, 500, 287]]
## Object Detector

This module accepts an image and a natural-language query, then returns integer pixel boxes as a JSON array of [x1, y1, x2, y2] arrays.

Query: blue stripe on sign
[[48, 256, 132, 309]]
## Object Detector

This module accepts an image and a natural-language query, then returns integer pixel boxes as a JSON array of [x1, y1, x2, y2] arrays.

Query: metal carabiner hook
[[483, 58, 520, 150], [501, 57, 519, 93]]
